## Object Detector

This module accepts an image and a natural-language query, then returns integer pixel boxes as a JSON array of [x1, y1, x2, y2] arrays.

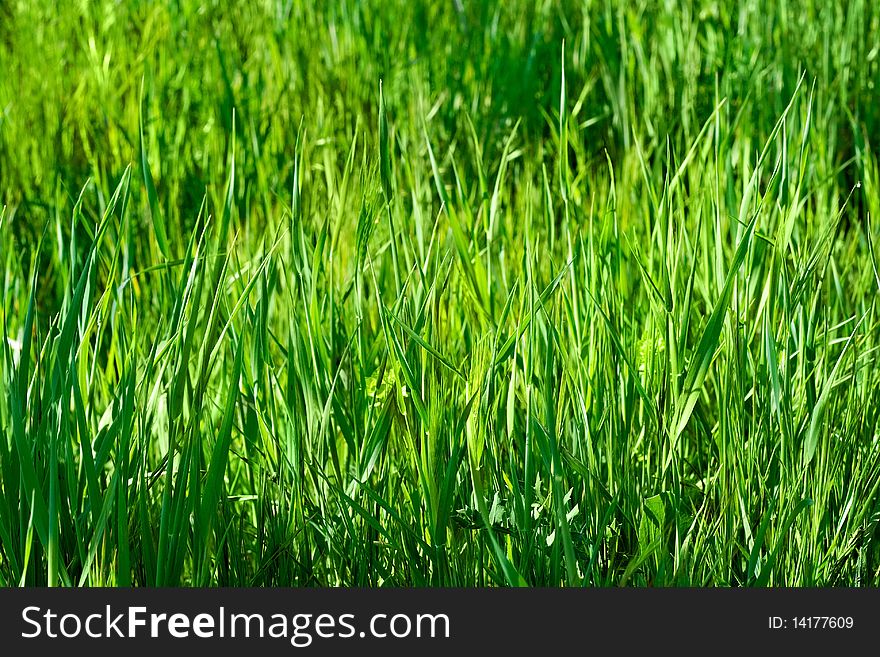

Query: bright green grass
[[1, 0, 879, 586]]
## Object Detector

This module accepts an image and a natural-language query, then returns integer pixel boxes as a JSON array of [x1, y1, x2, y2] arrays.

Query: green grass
[[1, 0, 879, 586]]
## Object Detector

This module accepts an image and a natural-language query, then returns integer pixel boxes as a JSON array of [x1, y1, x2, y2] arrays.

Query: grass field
[[1, 0, 879, 587]]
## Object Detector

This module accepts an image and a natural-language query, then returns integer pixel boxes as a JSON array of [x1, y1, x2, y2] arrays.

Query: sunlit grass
[[1, 0, 879, 586]]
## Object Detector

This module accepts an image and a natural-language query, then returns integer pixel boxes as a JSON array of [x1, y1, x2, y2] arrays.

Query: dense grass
[[1, 0, 879, 586]]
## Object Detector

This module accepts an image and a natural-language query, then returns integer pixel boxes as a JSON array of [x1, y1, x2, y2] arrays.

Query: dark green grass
[[1, 0, 879, 586]]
